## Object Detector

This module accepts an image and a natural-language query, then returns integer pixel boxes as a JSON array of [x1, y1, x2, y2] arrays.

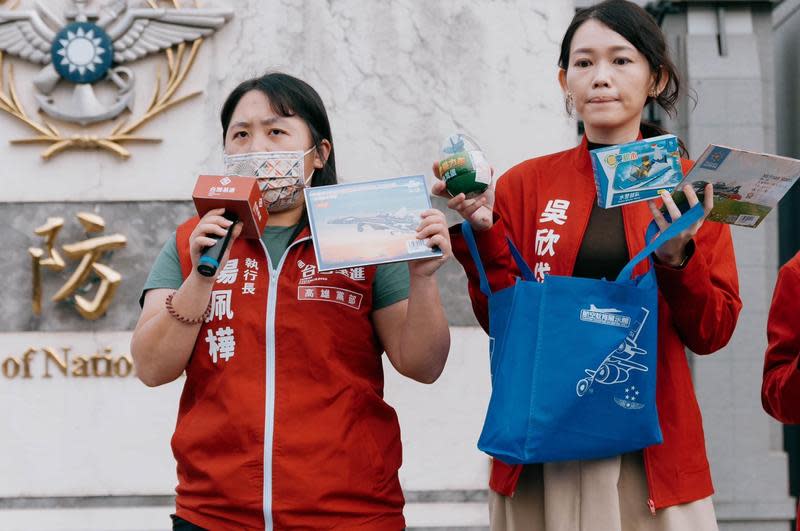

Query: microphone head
[[197, 255, 221, 277], [192, 175, 268, 238]]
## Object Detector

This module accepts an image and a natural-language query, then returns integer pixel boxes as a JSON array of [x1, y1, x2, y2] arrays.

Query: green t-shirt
[[141, 225, 409, 310]]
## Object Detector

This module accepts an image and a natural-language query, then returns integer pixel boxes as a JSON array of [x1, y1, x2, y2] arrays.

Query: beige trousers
[[489, 453, 718, 531]]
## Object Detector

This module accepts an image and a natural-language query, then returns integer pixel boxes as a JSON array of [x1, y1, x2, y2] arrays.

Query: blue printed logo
[[700, 147, 731, 171]]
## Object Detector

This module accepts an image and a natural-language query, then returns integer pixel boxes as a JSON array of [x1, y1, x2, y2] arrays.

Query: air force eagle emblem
[[0, 0, 232, 158]]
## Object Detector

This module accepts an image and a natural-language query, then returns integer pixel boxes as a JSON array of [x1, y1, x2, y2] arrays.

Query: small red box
[[192, 175, 268, 239]]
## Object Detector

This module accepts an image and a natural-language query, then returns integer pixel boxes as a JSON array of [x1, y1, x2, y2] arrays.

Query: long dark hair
[[220, 72, 337, 187], [558, 0, 687, 155]]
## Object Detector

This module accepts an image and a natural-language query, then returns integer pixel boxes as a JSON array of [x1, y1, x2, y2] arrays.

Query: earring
[[565, 92, 575, 116], [649, 89, 659, 98]]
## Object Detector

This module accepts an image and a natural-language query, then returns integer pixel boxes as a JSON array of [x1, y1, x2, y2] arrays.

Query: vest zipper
[[643, 447, 657, 516], [260, 236, 310, 531], [622, 178, 657, 519]]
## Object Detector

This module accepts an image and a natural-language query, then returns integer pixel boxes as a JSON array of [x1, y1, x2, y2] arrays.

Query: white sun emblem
[[56, 27, 106, 76]]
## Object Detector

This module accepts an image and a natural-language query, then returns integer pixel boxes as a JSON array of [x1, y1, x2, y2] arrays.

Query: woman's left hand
[[408, 209, 452, 278], [647, 182, 714, 267]]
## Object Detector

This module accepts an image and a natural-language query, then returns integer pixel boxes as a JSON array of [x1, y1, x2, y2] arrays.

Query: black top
[[572, 141, 630, 280]]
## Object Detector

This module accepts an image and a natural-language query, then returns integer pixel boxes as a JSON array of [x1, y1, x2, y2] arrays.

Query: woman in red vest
[[437, 1, 741, 529], [131, 73, 452, 530], [762, 251, 800, 531]]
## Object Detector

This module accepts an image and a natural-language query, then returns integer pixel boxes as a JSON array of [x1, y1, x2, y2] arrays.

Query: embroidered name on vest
[[202, 256, 262, 365]]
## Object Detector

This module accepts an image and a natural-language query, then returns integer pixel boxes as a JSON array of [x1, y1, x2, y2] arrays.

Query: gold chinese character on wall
[[29, 213, 126, 320]]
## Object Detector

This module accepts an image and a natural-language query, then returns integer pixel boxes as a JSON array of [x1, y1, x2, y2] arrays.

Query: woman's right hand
[[188, 208, 242, 280], [431, 163, 495, 231]]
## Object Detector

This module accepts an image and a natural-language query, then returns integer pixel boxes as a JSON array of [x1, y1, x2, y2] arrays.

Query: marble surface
[[0, 0, 576, 201], [0, 2, 567, 528], [0, 328, 493, 509]]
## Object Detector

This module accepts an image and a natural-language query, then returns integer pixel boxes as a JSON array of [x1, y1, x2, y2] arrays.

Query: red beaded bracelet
[[165, 291, 212, 325]]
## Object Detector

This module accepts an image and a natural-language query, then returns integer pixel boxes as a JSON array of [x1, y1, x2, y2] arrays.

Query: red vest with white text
[[172, 220, 405, 530]]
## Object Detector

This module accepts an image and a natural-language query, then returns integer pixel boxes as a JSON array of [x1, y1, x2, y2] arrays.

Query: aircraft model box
[[304, 175, 442, 271], [590, 135, 684, 208]]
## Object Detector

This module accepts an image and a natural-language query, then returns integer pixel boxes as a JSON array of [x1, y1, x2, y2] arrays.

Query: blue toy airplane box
[[590, 135, 684, 208]]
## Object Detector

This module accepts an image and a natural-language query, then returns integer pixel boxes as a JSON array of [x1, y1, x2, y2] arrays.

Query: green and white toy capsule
[[438, 133, 492, 198]]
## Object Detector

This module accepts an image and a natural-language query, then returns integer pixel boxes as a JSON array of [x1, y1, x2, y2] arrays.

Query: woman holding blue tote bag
[[434, 1, 741, 529]]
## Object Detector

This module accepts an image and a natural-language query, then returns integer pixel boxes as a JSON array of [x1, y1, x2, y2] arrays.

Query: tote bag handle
[[615, 203, 706, 283], [462, 222, 536, 296], [463, 202, 706, 291]]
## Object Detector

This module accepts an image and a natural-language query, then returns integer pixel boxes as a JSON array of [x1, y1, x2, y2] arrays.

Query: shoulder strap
[[506, 236, 536, 282], [461, 221, 536, 296], [615, 203, 705, 283], [461, 221, 492, 295]]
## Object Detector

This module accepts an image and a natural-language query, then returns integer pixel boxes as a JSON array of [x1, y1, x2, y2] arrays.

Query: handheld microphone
[[197, 212, 239, 277], [192, 175, 269, 277]]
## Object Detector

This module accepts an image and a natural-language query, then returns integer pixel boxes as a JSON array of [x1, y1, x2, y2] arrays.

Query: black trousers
[[171, 514, 406, 530], [171, 515, 206, 531]]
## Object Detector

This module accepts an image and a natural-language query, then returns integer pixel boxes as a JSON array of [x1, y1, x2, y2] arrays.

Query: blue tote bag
[[462, 204, 704, 464]]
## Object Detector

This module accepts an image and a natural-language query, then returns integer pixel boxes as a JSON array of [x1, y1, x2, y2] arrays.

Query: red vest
[[451, 137, 742, 510], [173, 220, 405, 530], [762, 251, 800, 424]]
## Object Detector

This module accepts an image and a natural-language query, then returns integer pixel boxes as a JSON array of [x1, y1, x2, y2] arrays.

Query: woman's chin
[[579, 113, 635, 133]]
